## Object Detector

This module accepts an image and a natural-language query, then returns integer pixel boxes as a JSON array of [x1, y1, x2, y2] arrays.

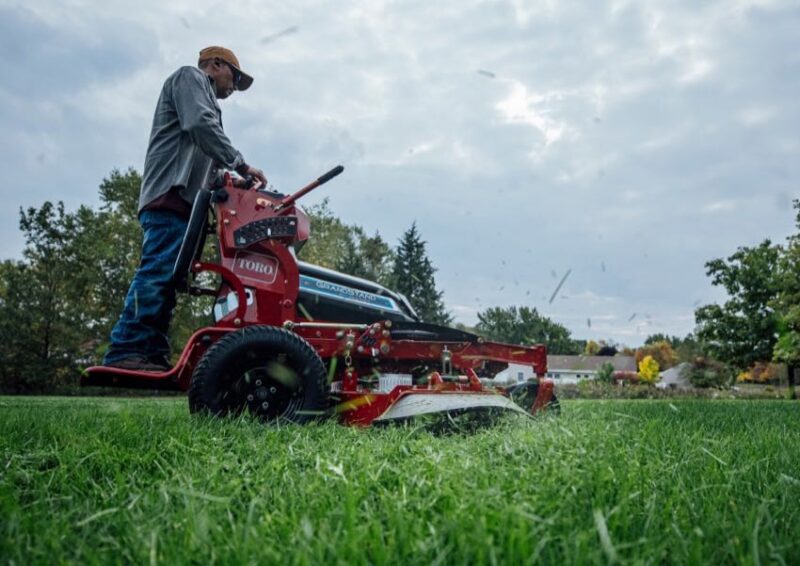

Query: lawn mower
[[82, 166, 557, 426]]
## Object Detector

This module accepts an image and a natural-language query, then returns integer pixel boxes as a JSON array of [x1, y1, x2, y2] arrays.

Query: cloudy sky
[[1, 0, 798, 345]]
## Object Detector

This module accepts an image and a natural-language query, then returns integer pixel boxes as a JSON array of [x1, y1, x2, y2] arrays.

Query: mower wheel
[[506, 382, 561, 415], [188, 325, 328, 424]]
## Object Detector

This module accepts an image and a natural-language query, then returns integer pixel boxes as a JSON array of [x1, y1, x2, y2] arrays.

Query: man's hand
[[233, 164, 268, 189], [246, 166, 268, 186]]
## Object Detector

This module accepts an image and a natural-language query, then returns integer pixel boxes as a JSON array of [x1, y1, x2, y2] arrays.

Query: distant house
[[496, 355, 637, 385], [656, 362, 692, 389]]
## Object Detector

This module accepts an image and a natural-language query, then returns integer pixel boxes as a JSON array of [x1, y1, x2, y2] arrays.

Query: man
[[103, 46, 268, 371]]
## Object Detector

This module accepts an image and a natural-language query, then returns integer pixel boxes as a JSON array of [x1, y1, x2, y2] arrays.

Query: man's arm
[[171, 67, 266, 185], [171, 68, 243, 167]]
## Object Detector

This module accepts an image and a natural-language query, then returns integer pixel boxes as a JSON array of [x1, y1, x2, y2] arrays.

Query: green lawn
[[1, 397, 798, 564]]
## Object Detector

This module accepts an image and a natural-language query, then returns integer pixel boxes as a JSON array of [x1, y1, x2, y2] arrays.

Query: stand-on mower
[[82, 166, 557, 426]]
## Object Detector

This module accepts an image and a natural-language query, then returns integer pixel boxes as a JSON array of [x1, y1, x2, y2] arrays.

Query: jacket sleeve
[[171, 67, 245, 170]]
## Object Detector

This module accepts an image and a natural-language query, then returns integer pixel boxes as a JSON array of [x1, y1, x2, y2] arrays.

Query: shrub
[[737, 362, 783, 384], [683, 357, 732, 388], [595, 362, 615, 384], [613, 371, 639, 385]]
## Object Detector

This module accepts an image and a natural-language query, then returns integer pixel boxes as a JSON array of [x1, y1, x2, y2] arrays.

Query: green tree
[[391, 223, 451, 325], [335, 228, 394, 287], [297, 199, 355, 270], [475, 306, 579, 354], [0, 260, 47, 391], [644, 334, 681, 348], [595, 361, 614, 384], [0, 202, 88, 391], [772, 200, 800, 398], [0, 168, 213, 392], [694, 240, 782, 371], [584, 340, 600, 355], [683, 357, 732, 388]]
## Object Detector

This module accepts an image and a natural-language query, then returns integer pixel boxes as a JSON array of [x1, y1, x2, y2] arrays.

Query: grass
[[1, 397, 798, 564]]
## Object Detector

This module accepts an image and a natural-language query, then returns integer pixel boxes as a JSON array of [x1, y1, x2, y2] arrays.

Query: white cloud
[[1, 0, 798, 346], [702, 200, 738, 213], [738, 106, 777, 126], [495, 81, 573, 148]]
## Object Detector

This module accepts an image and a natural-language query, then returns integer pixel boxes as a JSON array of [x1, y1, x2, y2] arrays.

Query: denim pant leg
[[104, 210, 189, 364]]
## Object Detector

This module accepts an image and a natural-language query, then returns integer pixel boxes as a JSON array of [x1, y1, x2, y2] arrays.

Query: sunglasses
[[218, 59, 242, 89]]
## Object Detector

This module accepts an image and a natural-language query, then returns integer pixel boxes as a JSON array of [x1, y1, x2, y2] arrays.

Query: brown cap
[[198, 46, 254, 91]]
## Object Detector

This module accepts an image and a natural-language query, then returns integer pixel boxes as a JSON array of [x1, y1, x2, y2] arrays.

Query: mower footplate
[[373, 392, 531, 423], [81, 366, 183, 391]]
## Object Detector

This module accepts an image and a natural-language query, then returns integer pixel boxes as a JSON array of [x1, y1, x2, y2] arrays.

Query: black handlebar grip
[[317, 165, 344, 184]]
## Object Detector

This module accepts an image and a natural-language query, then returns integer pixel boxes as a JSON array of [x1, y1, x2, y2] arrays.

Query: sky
[[1, 0, 798, 346]]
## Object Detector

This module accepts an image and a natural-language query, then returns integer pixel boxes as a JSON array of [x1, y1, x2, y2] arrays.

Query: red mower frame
[[83, 167, 553, 425]]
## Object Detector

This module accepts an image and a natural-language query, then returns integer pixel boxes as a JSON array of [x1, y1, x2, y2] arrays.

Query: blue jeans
[[104, 210, 189, 364]]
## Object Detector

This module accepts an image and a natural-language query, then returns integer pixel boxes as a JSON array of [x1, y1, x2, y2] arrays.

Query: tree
[[0, 202, 87, 391], [635, 340, 678, 370], [597, 342, 618, 356], [595, 362, 614, 384], [694, 240, 782, 370], [299, 200, 395, 287], [0, 261, 48, 391], [644, 334, 682, 348], [584, 340, 600, 355], [475, 306, 580, 354], [674, 334, 703, 364], [772, 200, 800, 398], [737, 362, 781, 384], [645, 333, 703, 364], [297, 199, 354, 270], [0, 168, 212, 392], [391, 223, 451, 325], [683, 357, 732, 388], [637, 355, 660, 385], [335, 228, 394, 287]]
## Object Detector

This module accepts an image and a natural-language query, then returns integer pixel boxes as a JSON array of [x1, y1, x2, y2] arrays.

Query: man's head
[[198, 46, 254, 99]]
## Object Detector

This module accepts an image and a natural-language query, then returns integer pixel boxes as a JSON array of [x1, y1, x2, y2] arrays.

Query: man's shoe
[[105, 355, 171, 372], [148, 355, 172, 369]]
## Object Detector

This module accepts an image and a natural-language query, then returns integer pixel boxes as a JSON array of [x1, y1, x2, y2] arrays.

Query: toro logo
[[232, 252, 279, 284]]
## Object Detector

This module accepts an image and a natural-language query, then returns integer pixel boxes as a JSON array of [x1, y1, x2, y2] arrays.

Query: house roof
[[547, 355, 636, 372]]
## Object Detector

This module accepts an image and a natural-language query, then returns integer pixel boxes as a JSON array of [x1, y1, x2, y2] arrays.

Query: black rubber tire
[[188, 325, 328, 424], [506, 382, 561, 415]]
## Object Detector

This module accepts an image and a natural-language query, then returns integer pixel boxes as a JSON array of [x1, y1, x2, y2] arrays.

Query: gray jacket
[[138, 66, 245, 213]]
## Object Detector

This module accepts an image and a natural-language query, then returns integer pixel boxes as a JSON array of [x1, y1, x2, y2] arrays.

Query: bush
[[737, 362, 784, 384], [683, 358, 732, 388], [613, 371, 640, 385], [595, 362, 614, 384]]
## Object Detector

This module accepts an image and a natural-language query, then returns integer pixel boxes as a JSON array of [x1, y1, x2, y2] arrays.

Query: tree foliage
[[299, 199, 395, 287], [0, 169, 211, 392], [772, 200, 800, 396], [737, 362, 782, 384], [637, 355, 660, 385], [635, 340, 678, 370], [0, 171, 459, 392], [694, 240, 782, 371], [595, 362, 614, 384], [391, 223, 451, 325], [683, 357, 732, 388], [475, 306, 580, 354]]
